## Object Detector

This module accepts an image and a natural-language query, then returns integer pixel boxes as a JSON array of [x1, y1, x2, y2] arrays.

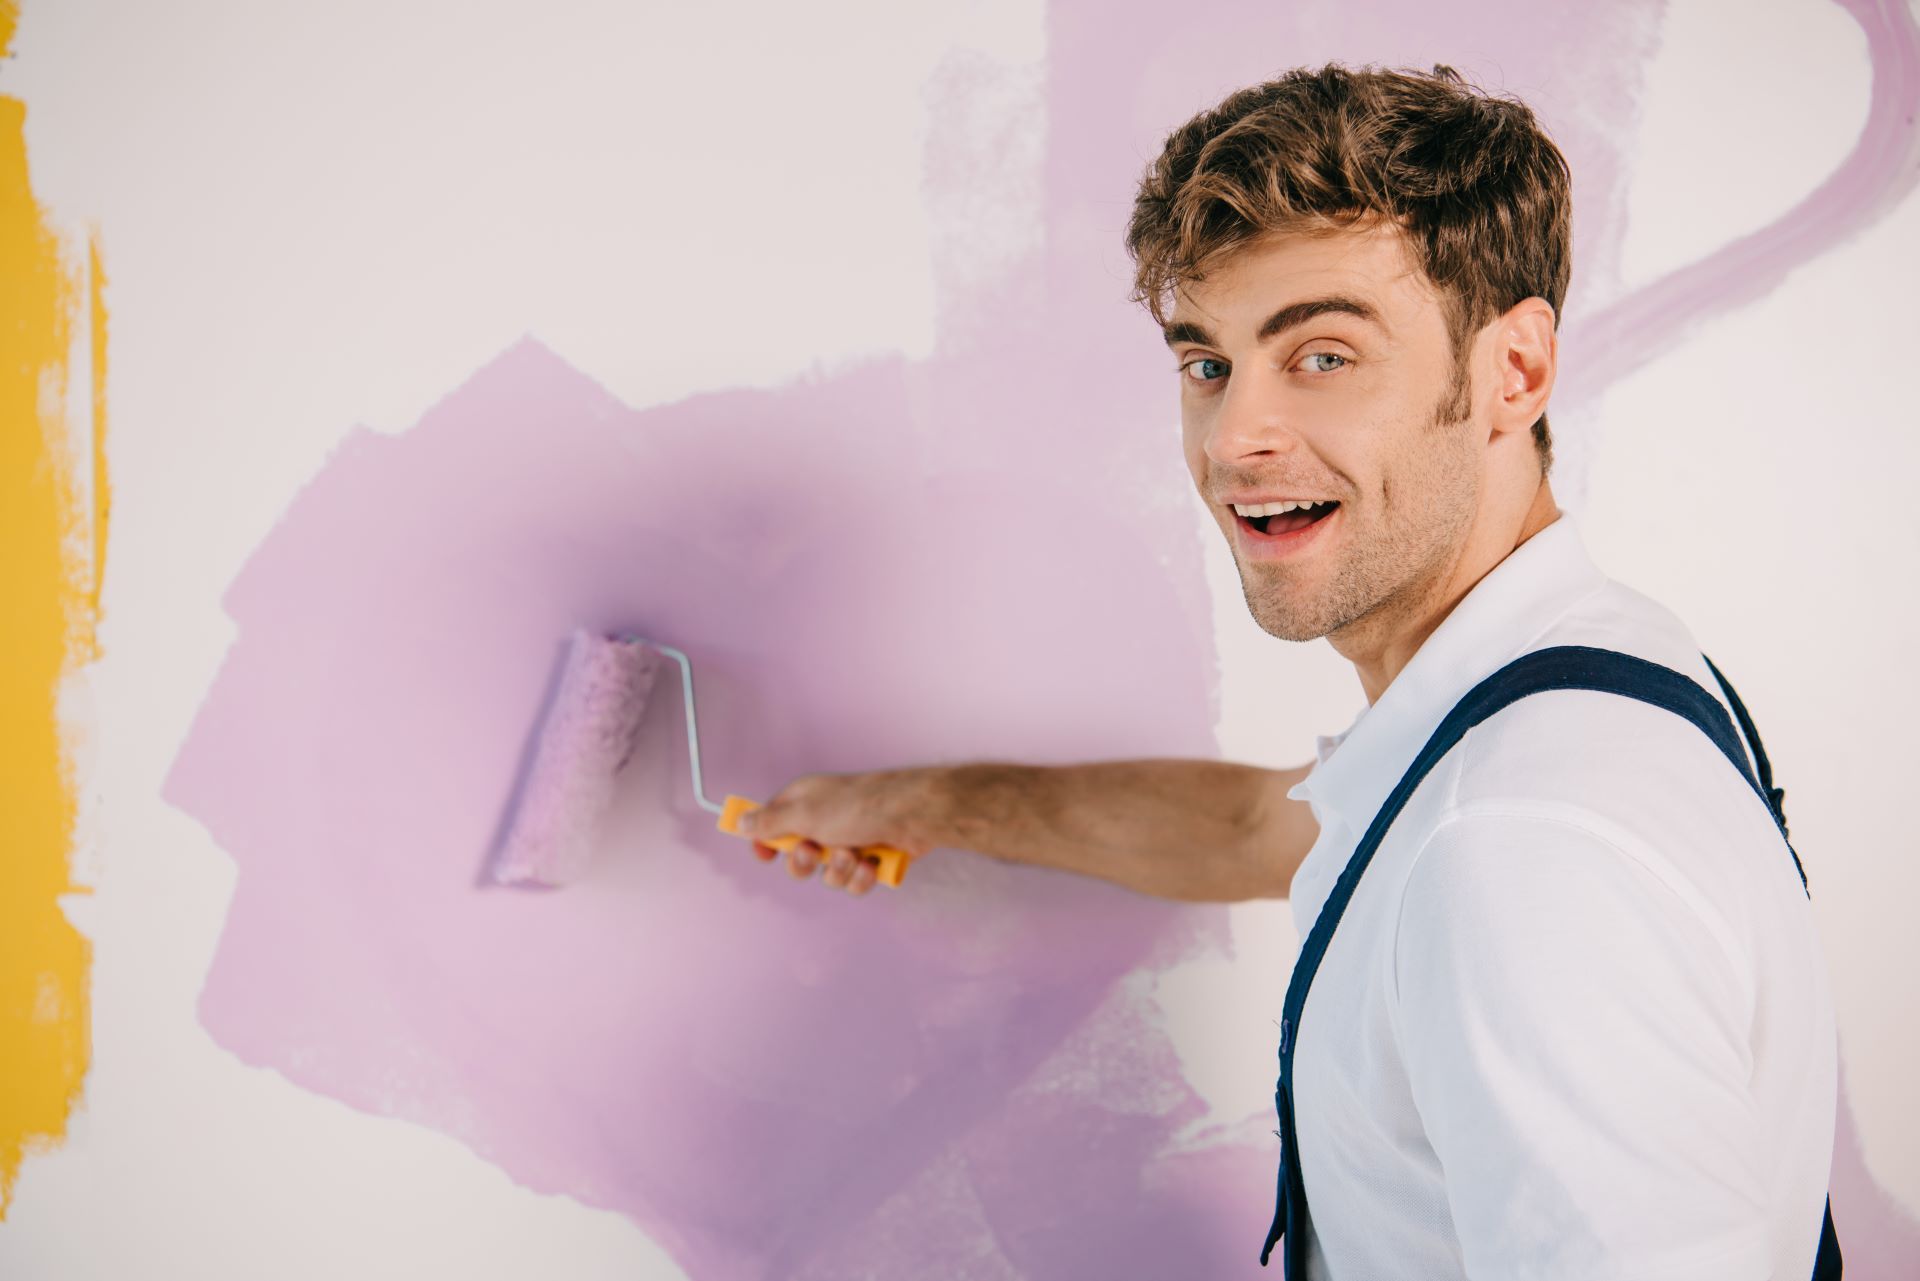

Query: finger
[[820, 847, 855, 890], [752, 841, 780, 863], [786, 840, 822, 879], [845, 858, 878, 896]]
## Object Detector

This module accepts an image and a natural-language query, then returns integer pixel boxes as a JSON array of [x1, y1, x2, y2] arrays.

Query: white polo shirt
[[1282, 515, 1837, 1280]]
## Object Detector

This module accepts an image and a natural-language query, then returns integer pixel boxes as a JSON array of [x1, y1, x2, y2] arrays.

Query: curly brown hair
[[1125, 63, 1571, 469]]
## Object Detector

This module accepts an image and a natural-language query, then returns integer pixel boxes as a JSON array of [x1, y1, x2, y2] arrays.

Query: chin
[[1237, 568, 1337, 643], [1257, 614, 1336, 644], [1246, 596, 1338, 643]]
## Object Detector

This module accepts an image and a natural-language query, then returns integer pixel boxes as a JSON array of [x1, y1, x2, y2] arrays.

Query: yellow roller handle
[[717, 795, 915, 888]]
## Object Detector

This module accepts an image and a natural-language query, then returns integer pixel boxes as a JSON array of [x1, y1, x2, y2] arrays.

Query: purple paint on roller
[[489, 630, 662, 887]]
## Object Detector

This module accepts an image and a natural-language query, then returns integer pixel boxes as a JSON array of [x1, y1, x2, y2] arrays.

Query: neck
[[1336, 477, 1560, 704]]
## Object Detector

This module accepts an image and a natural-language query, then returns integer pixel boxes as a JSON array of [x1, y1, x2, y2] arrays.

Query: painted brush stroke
[[163, 335, 1261, 1278], [0, 1, 110, 1221], [163, 0, 1920, 1275], [1556, 0, 1920, 409]]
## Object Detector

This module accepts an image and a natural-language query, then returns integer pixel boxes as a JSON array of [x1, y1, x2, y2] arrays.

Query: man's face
[[1165, 223, 1484, 644]]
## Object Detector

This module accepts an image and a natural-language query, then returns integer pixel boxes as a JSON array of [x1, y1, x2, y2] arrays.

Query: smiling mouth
[[1241, 502, 1339, 537]]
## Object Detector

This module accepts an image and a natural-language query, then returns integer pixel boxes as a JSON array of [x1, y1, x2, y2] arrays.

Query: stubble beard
[[1236, 370, 1481, 645]]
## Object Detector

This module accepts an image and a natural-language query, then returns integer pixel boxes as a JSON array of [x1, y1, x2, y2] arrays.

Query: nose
[[1200, 375, 1300, 465]]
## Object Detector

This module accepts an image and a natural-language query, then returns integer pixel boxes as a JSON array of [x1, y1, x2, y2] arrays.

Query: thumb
[[743, 796, 795, 840], [741, 776, 830, 843]]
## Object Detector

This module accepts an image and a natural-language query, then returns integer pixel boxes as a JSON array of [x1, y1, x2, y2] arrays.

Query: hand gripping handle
[[717, 795, 915, 888]]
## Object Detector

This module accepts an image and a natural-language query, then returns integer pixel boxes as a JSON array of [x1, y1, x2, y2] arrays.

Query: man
[[738, 65, 1839, 1277]]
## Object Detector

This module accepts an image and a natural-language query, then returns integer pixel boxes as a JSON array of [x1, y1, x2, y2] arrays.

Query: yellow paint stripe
[[1, 0, 104, 1219], [89, 234, 111, 630]]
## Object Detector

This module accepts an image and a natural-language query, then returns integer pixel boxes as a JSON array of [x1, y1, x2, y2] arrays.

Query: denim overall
[[1258, 645, 1841, 1277]]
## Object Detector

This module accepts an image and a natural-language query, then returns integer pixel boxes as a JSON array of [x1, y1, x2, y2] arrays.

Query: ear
[[1487, 297, 1556, 441]]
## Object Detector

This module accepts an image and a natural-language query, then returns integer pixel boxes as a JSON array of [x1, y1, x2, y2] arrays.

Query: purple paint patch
[[165, 336, 1244, 1275], [164, 0, 1920, 1274]]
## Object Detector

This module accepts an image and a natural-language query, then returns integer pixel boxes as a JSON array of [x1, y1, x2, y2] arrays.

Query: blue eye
[[1299, 353, 1348, 373], [1183, 358, 1229, 383]]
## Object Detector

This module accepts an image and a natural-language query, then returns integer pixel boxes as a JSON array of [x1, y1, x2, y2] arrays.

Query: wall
[[2, 0, 1914, 1276]]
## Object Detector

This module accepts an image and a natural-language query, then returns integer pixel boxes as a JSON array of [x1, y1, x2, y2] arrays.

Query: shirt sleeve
[[1391, 809, 1772, 1281]]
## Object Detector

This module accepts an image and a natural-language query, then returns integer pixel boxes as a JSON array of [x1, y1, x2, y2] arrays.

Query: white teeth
[[1232, 499, 1332, 517]]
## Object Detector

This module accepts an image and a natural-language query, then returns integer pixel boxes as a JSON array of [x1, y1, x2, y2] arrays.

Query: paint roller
[[488, 628, 915, 888]]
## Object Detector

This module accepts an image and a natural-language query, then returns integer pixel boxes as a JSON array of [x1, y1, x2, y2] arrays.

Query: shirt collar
[[1288, 514, 1609, 831]]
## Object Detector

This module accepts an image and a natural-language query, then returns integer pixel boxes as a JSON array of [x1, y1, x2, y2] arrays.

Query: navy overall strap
[[1705, 656, 1804, 885], [1259, 645, 1837, 1278]]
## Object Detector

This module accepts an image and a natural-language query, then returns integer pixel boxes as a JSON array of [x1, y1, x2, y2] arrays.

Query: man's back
[[1284, 518, 1837, 1279]]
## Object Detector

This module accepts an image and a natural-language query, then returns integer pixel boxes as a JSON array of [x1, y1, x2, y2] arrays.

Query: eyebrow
[[1161, 294, 1383, 348]]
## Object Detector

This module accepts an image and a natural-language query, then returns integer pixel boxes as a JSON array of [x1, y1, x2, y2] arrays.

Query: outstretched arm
[[742, 759, 1319, 902]]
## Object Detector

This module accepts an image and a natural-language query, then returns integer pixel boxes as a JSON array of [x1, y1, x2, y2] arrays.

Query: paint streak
[[0, 0, 108, 1220], [1558, 0, 1920, 408], [88, 236, 110, 613], [161, 0, 1919, 1274]]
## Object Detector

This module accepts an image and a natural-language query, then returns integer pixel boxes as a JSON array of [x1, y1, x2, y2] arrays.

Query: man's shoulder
[[1535, 574, 1710, 678], [1431, 649, 1786, 935], [1442, 570, 1773, 855], [1449, 686, 1756, 826]]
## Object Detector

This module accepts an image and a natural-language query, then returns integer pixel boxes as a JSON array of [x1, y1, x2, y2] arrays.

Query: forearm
[[915, 759, 1318, 902]]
